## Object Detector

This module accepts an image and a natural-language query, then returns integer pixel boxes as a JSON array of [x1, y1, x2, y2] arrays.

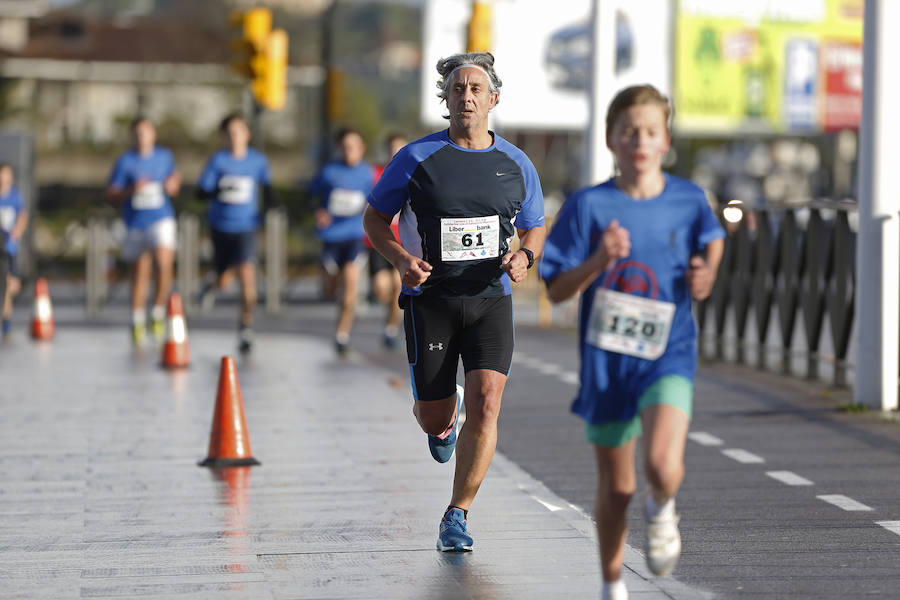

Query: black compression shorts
[[403, 295, 514, 401]]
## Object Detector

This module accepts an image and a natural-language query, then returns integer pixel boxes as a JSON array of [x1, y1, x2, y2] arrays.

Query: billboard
[[420, 0, 672, 131], [674, 0, 864, 133]]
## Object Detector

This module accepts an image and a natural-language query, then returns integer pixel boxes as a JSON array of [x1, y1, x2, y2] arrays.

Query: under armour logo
[[428, 342, 444, 351]]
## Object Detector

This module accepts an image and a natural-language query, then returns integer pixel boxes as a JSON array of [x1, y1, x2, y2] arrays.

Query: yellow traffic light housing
[[254, 28, 288, 111], [466, 1, 492, 53], [229, 8, 288, 111]]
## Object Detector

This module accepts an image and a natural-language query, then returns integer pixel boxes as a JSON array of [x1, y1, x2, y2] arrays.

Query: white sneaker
[[601, 579, 628, 600], [645, 511, 681, 576]]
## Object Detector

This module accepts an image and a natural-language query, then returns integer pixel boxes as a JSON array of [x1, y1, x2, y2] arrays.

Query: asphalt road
[[24, 287, 900, 598]]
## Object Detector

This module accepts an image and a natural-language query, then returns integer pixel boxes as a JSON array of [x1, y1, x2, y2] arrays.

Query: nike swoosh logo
[[495, 171, 507, 176]]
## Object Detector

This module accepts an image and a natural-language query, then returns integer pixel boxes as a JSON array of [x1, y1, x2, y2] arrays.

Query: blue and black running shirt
[[368, 129, 545, 299]]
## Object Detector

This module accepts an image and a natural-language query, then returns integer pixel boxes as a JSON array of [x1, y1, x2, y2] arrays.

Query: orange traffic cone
[[199, 356, 261, 468], [161, 292, 190, 368], [31, 277, 54, 340]]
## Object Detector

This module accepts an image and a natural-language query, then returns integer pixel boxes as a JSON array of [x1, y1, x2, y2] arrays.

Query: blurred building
[[0, 5, 323, 182]]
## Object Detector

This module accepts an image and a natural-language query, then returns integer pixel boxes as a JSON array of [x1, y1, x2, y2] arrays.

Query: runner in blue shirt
[[365, 52, 546, 553], [106, 116, 181, 346], [0, 164, 28, 337], [196, 113, 273, 353], [309, 127, 376, 356], [541, 85, 724, 600]]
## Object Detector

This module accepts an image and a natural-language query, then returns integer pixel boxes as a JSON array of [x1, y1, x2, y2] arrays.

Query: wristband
[[519, 247, 535, 269]]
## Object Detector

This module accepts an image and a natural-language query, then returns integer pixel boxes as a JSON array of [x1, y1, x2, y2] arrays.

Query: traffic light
[[466, 1, 492, 53], [229, 8, 288, 111], [254, 28, 288, 110]]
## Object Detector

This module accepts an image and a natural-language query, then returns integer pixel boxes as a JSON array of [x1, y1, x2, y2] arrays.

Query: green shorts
[[584, 375, 693, 448]]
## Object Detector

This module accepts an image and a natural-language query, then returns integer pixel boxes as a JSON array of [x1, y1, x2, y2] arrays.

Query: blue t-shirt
[[540, 175, 724, 425], [368, 129, 545, 298], [107, 146, 177, 229], [0, 185, 24, 256], [198, 148, 271, 233], [309, 160, 375, 243]]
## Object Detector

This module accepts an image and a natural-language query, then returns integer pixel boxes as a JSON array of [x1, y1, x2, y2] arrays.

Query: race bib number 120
[[587, 288, 675, 360], [440, 215, 500, 262]]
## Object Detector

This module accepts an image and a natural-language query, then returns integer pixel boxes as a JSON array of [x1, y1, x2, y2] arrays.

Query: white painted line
[[532, 496, 564, 512], [535, 362, 563, 375], [817, 495, 873, 512], [766, 471, 814, 486], [688, 431, 724, 446], [876, 521, 900, 536], [558, 372, 580, 386], [721, 448, 765, 464]]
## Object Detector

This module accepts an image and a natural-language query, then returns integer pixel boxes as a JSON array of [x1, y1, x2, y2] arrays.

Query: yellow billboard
[[674, 0, 863, 133]]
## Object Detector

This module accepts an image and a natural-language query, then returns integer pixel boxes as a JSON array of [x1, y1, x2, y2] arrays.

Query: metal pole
[[177, 214, 199, 314], [586, 0, 616, 186], [855, 0, 900, 411], [85, 217, 106, 319], [265, 207, 286, 315]]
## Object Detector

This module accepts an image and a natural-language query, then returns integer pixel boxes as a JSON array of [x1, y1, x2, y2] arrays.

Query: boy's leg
[[152, 246, 175, 310], [237, 262, 257, 326], [131, 251, 152, 314], [336, 260, 359, 340], [592, 439, 637, 583], [641, 404, 690, 501]]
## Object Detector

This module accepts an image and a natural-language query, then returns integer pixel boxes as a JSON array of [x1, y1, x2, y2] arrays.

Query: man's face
[[447, 67, 497, 132], [340, 132, 365, 166]]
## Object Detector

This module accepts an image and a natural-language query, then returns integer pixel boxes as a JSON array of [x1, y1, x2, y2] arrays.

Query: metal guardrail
[[696, 202, 857, 387], [264, 207, 287, 315]]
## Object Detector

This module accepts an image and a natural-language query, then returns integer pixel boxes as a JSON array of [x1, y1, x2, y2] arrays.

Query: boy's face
[[132, 120, 156, 150], [606, 104, 670, 176], [225, 119, 251, 149], [339, 132, 365, 166], [0, 167, 12, 193]]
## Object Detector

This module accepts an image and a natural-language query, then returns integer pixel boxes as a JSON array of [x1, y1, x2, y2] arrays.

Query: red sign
[[821, 41, 863, 131]]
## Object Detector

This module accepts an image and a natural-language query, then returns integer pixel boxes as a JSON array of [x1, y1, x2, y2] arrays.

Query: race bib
[[587, 288, 675, 360], [440, 215, 500, 262], [131, 182, 164, 210], [327, 188, 366, 217], [0, 206, 15, 232], [218, 175, 254, 204]]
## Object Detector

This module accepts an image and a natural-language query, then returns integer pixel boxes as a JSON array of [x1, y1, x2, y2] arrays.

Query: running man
[[364, 52, 546, 552], [366, 132, 407, 350], [196, 112, 274, 353], [106, 116, 181, 345], [0, 164, 27, 338], [309, 127, 375, 356], [541, 84, 724, 600]]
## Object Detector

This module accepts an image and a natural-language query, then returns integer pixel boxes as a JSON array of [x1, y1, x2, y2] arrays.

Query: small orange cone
[[161, 292, 190, 368], [199, 356, 261, 468], [31, 277, 54, 340]]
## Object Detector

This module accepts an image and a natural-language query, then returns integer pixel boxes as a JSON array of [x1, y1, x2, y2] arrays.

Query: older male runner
[[364, 51, 546, 552]]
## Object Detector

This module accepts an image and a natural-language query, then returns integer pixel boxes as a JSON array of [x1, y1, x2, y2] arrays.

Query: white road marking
[[817, 495, 873, 512], [535, 362, 563, 375], [721, 448, 765, 464], [766, 471, 814, 486], [688, 431, 724, 446], [876, 521, 900, 536], [532, 496, 564, 512], [558, 371, 580, 386]]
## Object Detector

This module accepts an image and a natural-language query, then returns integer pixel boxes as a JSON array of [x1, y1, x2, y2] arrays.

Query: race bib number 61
[[587, 288, 675, 360], [440, 215, 500, 262]]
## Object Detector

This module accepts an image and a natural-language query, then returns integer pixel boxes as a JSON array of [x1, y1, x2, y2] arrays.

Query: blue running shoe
[[436, 508, 473, 552], [427, 384, 464, 463]]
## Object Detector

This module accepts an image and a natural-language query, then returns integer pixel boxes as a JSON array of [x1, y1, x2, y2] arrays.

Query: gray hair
[[435, 52, 502, 105]]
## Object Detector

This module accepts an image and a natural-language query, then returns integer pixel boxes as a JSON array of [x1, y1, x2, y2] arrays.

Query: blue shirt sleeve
[[258, 154, 271, 186], [368, 149, 416, 217], [540, 192, 592, 283], [514, 160, 545, 230], [107, 154, 130, 189], [197, 154, 220, 193], [693, 192, 725, 252]]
